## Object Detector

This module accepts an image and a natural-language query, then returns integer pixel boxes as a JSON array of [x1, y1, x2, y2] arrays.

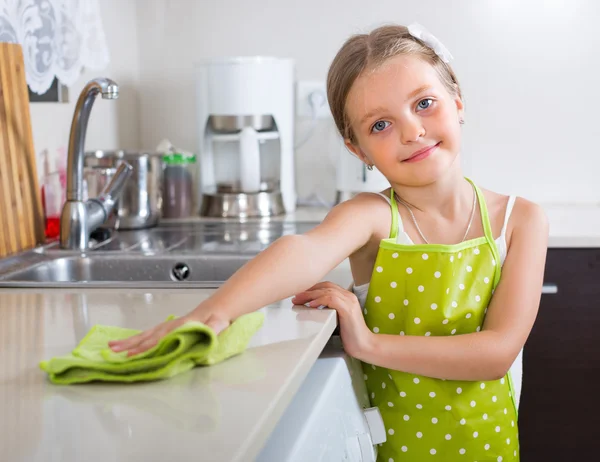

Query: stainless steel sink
[[0, 255, 253, 288], [0, 221, 319, 288]]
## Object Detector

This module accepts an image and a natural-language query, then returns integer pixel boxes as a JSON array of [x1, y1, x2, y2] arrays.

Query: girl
[[110, 24, 548, 461]]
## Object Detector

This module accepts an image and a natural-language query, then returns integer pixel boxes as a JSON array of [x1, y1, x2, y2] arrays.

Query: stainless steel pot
[[200, 191, 285, 218], [84, 150, 164, 229]]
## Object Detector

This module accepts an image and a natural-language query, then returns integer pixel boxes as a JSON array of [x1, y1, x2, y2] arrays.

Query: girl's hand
[[291, 281, 374, 359], [108, 307, 231, 357]]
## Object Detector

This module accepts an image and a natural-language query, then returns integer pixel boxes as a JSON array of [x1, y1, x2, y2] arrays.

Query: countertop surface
[[0, 262, 352, 462]]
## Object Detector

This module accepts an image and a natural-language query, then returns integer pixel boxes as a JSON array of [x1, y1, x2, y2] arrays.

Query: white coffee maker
[[335, 139, 390, 203], [195, 57, 296, 218]]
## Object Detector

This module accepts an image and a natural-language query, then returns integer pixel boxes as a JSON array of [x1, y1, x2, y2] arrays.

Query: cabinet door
[[519, 249, 600, 461]]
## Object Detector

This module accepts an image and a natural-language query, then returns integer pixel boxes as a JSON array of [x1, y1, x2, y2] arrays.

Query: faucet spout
[[66, 78, 119, 202], [60, 77, 127, 251]]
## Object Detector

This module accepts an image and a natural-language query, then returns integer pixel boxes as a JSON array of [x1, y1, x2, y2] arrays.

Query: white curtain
[[0, 0, 110, 94]]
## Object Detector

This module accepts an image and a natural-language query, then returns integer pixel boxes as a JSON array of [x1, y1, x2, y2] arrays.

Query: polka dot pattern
[[360, 187, 514, 461], [363, 238, 497, 340]]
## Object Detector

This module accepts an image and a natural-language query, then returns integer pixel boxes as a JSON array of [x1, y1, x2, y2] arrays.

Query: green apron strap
[[389, 188, 399, 240], [467, 177, 502, 288]]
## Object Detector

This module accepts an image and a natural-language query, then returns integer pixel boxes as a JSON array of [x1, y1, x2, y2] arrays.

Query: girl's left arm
[[360, 198, 549, 381]]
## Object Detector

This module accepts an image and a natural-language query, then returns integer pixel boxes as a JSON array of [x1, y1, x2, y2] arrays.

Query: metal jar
[[84, 150, 164, 229]]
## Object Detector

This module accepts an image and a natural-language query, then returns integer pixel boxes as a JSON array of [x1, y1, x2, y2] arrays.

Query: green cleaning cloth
[[40, 312, 264, 385]]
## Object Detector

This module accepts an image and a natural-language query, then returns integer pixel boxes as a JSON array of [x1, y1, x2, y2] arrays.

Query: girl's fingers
[[121, 316, 226, 356], [125, 320, 183, 354], [292, 286, 337, 305], [126, 337, 159, 357], [290, 295, 304, 305], [292, 288, 329, 305], [109, 331, 152, 351], [306, 292, 339, 310], [109, 318, 182, 352], [291, 293, 307, 305], [292, 282, 344, 304], [309, 298, 331, 310], [306, 296, 329, 307], [291, 293, 324, 308], [205, 316, 230, 335]]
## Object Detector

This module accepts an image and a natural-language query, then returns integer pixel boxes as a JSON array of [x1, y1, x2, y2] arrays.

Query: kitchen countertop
[[0, 265, 351, 462]]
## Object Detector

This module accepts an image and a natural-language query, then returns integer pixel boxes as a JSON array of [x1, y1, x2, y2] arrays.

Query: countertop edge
[[547, 236, 600, 248]]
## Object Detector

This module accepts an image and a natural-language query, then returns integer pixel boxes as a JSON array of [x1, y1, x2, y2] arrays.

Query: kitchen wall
[[133, 0, 600, 205], [29, 0, 600, 205], [29, 0, 141, 176]]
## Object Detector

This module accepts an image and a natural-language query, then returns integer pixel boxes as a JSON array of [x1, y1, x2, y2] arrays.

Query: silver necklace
[[394, 183, 477, 244]]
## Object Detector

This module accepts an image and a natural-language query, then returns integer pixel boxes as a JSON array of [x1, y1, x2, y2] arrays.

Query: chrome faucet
[[60, 78, 133, 250]]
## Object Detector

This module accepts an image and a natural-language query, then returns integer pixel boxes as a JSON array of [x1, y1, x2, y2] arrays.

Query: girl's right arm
[[109, 194, 378, 355]]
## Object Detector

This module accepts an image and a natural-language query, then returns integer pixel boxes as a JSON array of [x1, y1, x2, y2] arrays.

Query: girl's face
[[344, 54, 464, 187]]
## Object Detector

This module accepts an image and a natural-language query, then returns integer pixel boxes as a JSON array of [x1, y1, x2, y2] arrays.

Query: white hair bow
[[407, 23, 454, 64]]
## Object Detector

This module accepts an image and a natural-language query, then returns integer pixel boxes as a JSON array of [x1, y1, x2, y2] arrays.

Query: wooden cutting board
[[0, 43, 44, 258]]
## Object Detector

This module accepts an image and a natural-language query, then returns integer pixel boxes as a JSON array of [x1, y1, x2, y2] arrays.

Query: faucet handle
[[98, 162, 133, 209]]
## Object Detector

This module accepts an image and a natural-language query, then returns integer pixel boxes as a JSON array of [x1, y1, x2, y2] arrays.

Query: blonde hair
[[326, 24, 462, 143]]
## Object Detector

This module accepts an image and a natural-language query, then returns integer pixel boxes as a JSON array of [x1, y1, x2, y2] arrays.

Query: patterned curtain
[[0, 0, 110, 94]]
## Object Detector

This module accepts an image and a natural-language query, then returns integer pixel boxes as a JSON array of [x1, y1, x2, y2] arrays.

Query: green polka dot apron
[[362, 179, 519, 461]]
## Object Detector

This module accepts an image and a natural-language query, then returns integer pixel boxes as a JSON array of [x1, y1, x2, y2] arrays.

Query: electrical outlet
[[296, 80, 331, 119]]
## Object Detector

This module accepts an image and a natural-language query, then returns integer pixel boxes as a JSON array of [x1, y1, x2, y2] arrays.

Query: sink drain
[[171, 263, 190, 281]]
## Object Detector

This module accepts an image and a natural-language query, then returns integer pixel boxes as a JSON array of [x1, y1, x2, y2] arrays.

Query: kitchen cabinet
[[519, 248, 600, 461], [258, 339, 382, 462]]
